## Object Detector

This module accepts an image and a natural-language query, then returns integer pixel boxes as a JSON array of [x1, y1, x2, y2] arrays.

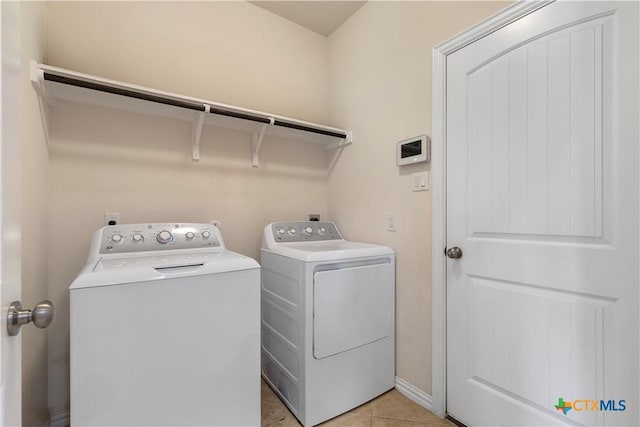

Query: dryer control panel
[[98, 223, 222, 254], [270, 221, 343, 243]]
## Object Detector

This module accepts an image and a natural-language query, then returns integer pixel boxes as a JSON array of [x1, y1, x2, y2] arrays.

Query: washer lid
[[70, 250, 259, 289], [263, 240, 394, 262]]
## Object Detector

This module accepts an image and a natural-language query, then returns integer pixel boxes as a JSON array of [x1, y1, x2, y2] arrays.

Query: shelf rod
[[43, 72, 273, 125], [41, 71, 348, 140], [43, 73, 206, 112], [273, 120, 348, 139]]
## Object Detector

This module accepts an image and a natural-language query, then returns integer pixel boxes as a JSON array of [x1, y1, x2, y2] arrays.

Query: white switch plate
[[386, 214, 397, 232], [412, 171, 429, 192]]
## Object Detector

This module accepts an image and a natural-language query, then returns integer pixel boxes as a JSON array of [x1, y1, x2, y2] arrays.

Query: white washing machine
[[70, 223, 261, 426], [261, 221, 395, 427]]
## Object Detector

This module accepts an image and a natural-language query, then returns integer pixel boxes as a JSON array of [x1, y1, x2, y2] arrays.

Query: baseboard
[[395, 376, 433, 412], [49, 409, 70, 427]]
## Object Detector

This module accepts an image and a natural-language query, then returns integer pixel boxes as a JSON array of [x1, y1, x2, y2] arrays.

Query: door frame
[[430, 0, 553, 418]]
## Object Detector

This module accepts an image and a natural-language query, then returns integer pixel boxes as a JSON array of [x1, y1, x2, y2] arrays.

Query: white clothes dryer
[[70, 223, 260, 426], [261, 221, 395, 427]]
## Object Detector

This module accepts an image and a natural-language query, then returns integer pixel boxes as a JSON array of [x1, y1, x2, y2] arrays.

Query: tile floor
[[261, 380, 456, 427]]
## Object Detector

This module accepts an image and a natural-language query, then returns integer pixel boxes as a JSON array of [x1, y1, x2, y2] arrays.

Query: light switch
[[412, 171, 429, 192]]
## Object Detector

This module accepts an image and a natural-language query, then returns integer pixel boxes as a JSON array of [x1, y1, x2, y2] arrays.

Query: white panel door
[[0, 1, 23, 424], [446, 2, 638, 426]]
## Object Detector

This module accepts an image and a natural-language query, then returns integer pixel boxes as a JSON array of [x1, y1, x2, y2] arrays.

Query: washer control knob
[[303, 226, 313, 235], [276, 227, 285, 236], [156, 230, 173, 244], [288, 227, 296, 236], [111, 234, 123, 243], [318, 227, 326, 235], [202, 230, 211, 239], [185, 231, 195, 240], [132, 234, 144, 243]]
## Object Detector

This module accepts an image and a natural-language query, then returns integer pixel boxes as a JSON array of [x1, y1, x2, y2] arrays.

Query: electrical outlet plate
[[105, 212, 120, 226], [386, 214, 397, 232]]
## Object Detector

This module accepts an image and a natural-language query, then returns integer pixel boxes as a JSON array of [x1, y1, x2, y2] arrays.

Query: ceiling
[[249, 1, 366, 36]]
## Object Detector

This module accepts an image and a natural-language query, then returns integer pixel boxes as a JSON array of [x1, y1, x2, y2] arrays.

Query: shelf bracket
[[192, 104, 210, 161], [252, 117, 274, 168], [30, 61, 52, 147], [325, 130, 353, 151], [30, 60, 54, 106]]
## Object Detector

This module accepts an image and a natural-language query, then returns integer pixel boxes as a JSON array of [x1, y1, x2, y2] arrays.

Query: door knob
[[7, 300, 55, 336], [446, 247, 463, 259]]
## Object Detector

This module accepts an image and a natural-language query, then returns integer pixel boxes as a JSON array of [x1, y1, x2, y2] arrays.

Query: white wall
[[46, 1, 329, 123], [19, 2, 49, 426], [328, 1, 508, 394], [43, 0, 511, 417], [45, 1, 331, 417]]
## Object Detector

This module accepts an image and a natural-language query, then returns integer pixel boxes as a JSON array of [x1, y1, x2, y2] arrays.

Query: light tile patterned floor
[[261, 380, 456, 427]]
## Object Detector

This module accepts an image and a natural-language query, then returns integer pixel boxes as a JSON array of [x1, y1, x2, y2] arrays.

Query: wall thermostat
[[397, 135, 430, 166]]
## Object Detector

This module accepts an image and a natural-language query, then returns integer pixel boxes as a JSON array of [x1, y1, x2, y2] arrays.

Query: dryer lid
[[70, 250, 259, 290]]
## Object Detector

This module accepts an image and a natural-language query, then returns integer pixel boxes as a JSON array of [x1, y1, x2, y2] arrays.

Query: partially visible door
[[0, 1, 23, 425], [446, 1, 638, 426]]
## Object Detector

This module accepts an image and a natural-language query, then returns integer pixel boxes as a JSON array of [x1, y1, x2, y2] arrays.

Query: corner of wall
[[20, 1, 51, 426], [395, 376, 433, 412], [326, 0, 510, 397]]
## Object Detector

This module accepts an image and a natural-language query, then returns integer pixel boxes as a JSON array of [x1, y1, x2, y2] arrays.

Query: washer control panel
[[271, 221, 342, 242], [99, 223, 221, 254]]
